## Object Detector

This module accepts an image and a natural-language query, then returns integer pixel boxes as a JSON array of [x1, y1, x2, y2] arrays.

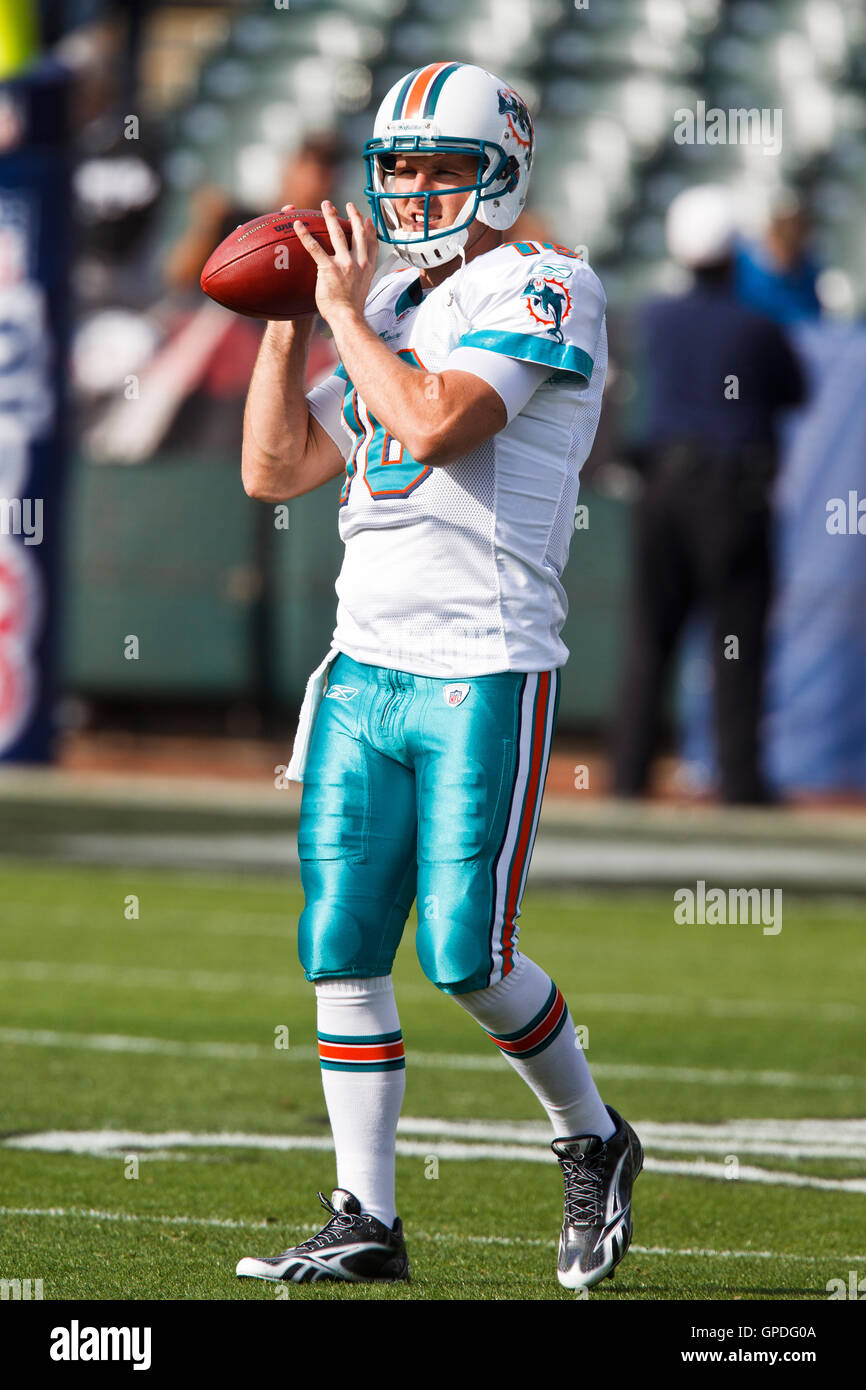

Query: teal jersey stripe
[[317, 1029, 403, 1046], [393, 68, 421, 119], [487, 980, 558, 1044], [320, 1058, 406, 1073], [458, 330, 594, 382], [342, 383, 361, 435], [423, 62, 461, 117], [394, 277, 423, 319], [334, 362, 348, 380]]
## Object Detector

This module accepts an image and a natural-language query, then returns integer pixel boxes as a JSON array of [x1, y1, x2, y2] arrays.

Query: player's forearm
[[327, 307, 452, 464], [242, 319, 315, 496]]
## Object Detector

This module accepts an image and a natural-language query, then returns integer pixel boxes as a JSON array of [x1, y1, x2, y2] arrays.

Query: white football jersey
[[306, 237, 607, 677]]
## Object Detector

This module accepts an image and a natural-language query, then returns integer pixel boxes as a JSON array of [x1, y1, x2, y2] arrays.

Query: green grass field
[[1, 857, 864, 1301]]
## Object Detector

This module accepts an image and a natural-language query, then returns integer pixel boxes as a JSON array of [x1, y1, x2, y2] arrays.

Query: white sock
[[453, 954, 616, 1142], [315, 975, 405, 1228]]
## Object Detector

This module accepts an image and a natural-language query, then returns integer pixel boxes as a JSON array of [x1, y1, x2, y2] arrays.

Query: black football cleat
[[551, 1104, 643, 1290], [235, 1189, 410, 1284]]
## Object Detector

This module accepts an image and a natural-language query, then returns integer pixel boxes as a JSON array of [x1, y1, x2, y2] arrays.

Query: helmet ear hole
[[502, 154, 520, 192]]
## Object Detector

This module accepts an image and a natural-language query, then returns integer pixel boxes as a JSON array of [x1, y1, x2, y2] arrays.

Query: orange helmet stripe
[[403, 61, 450, 118]]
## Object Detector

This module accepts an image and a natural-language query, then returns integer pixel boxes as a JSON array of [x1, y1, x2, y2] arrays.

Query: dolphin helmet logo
[[498, 87, 534, 156]]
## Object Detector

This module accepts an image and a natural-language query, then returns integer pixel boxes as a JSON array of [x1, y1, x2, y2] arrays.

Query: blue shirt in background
[[735, 242, 822, 325], [641, 282, 805, 454]]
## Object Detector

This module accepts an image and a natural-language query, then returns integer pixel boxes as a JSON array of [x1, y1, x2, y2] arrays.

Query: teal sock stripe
[[317, 1030, 403, 1045]]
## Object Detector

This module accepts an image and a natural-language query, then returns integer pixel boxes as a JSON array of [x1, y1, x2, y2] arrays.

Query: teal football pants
[[297, 652, 561, 993]]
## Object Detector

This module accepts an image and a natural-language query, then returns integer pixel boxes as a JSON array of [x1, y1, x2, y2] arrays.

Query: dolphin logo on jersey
[[523, 263, 574, 345], [498, 87, 534, 157]]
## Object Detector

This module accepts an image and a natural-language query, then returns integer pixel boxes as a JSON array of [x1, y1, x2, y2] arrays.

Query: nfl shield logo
[[444, 683, 470, 707]]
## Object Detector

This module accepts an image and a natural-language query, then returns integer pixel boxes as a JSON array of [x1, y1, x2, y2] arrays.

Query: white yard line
[[1, 1025, 862, 1090], [4, 1128, 865, 1193], [0, 1203, 864, 1264], [0, 951, 861, 1025]]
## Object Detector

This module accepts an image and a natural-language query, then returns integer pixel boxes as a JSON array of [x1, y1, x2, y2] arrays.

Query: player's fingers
[[320, 200, 350, 260], [280, 203, 295, 213], [293, 219, 328, 267], [346, 201, 367, 265], [364, 215, 378, 261]]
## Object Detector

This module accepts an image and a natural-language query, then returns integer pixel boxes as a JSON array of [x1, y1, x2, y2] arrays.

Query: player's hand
[[292, 201, 378, 326]]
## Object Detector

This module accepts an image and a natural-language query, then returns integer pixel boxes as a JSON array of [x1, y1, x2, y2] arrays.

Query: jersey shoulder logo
[[523, 262, 574, 344], [325, 684, 358, 701], [443, 683, 471, 707]]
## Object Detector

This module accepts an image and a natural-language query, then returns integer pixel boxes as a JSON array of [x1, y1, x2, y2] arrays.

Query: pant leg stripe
[[510, 669, 558, 923], [501, 670, 555, 974], [489, 671, 556, 984], [488, 673, 537, 985]]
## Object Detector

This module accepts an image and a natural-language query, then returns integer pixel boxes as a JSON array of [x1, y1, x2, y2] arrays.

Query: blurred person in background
[[611, 184, 806, 805], [735, 189, 822, 325], [77, 136, 342, 462]]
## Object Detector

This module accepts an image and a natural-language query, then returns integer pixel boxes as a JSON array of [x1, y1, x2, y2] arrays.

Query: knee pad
[[415, 912, 493, 995]]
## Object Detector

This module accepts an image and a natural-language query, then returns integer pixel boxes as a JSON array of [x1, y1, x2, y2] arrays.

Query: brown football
[[199, 209, 352, 320]]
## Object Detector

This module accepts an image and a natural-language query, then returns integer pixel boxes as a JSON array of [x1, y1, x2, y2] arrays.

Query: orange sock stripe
[[318, 1040, 405, 1064]]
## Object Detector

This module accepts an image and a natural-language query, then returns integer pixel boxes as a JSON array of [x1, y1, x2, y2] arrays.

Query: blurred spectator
[[77, 136, 342, 462], [611, 185, 806, 804], [735, 190, 822, 325]]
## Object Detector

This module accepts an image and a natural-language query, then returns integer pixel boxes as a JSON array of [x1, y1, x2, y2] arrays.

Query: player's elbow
[[242, 458, 291, 503], [408, 424, 459, 468]]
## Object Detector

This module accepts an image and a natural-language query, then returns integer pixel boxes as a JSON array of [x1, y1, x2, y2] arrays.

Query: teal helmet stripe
[[392, 68, 421, 120], [422, 61, 462, 118]]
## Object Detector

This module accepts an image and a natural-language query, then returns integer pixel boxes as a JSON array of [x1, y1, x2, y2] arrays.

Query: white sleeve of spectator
[[443, 346, 551, 424], [306, 372, 351, 461]]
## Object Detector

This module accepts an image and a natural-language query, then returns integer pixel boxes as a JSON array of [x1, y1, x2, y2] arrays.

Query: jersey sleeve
[[306, 366, 352, 462], [446, 244, 606, 391], [442, 349, 551, 425]]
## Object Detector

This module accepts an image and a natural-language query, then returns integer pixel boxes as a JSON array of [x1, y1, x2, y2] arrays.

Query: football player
[[236, 61, 642, 1291]]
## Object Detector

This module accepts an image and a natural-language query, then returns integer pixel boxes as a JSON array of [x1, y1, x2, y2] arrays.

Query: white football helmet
[[364, 62, 535, 269]]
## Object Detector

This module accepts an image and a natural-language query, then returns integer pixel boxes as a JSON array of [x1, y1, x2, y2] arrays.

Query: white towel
[[286, 644, 341, 783]]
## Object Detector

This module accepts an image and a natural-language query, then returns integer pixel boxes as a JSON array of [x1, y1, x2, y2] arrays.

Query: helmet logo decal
[[497, 87, 533, 156], [523, 264, 574, 344]]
